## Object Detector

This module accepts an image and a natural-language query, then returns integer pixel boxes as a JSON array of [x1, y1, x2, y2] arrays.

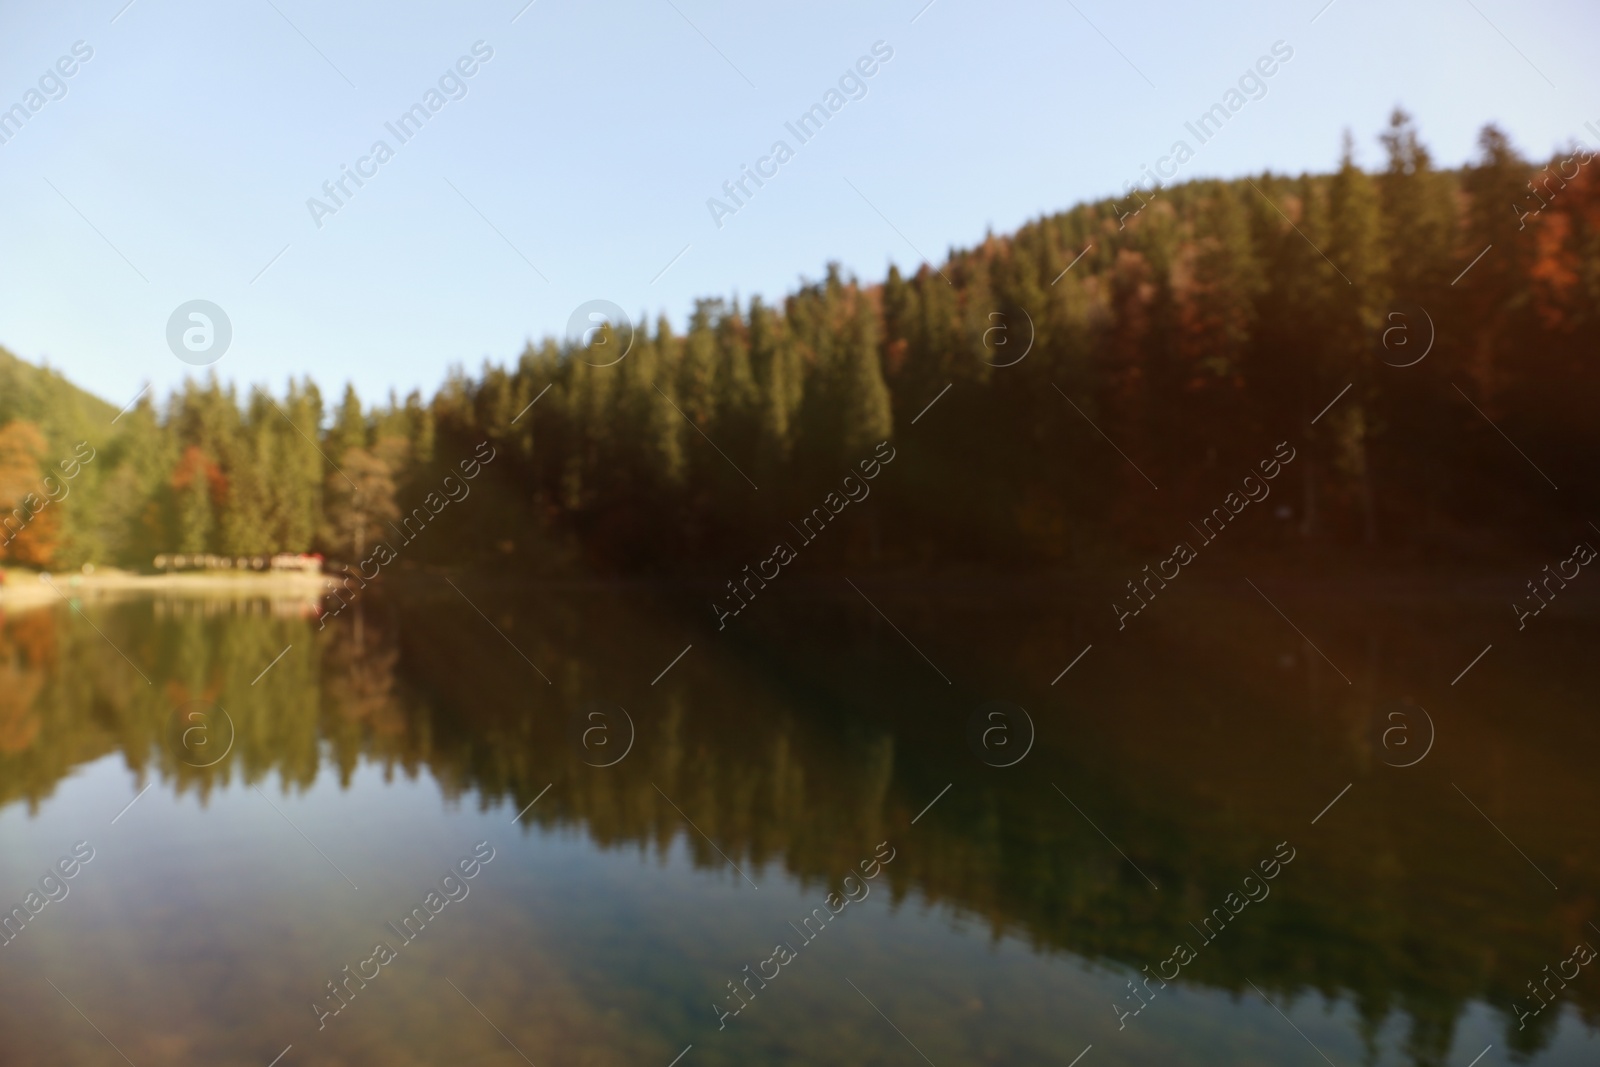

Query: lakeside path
[[0, 569, 334, 614]]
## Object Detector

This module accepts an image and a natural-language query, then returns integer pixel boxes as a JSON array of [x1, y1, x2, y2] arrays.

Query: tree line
[[3, 112, 1595, 572]]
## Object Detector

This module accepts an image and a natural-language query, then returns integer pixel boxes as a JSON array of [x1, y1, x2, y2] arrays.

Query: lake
[[0, 570, 1595, 1066]]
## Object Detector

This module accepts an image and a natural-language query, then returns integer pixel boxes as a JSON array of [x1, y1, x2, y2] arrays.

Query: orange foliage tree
[[0, 420, 60, 568]]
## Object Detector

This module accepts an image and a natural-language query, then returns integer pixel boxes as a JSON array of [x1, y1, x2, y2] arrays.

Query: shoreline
[[0, 569, 334, 613]]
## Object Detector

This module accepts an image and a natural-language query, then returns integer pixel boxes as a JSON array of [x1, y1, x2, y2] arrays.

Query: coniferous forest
[[4, 113, 1596, 573]]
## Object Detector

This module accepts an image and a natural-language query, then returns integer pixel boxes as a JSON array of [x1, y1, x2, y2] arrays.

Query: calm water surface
[[0, 572, 1596, 1066]]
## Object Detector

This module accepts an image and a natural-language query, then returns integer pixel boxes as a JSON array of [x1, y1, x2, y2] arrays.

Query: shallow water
[[0, 573, 1595, 1066]]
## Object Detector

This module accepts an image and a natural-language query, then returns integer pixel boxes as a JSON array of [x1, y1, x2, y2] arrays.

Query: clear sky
[[2, 0, 1596, 413]]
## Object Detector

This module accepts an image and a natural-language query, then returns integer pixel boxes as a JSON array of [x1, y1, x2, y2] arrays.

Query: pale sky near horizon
[[1, 0, 1596, 413]]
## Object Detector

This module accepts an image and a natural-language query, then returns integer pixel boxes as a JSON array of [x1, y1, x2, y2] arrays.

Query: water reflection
[[0, 578, 1596, 1065]]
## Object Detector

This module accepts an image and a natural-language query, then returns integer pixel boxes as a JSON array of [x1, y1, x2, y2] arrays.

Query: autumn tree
[[323, 446, 400, 561], [170, 445, 224, 555], [0, 421, 60, 567]]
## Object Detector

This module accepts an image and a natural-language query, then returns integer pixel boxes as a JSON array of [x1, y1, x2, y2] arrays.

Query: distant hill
[[0, 347, 133, 569], [0, 346, 118, 455]]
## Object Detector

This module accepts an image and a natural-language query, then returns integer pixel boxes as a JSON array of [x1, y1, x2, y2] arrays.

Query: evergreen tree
[[327, 384, 369, 463], [1326, 133, 1389, 541], [172, 445, 219, 555]]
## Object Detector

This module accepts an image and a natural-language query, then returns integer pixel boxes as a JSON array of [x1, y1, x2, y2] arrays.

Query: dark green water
[[0, 571, 1595, 1066]]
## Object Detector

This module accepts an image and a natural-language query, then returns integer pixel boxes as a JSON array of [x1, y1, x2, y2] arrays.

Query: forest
[[3, 111, 1595, 573]]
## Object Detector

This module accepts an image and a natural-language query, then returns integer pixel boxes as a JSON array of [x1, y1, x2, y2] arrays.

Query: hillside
[[0, 346, 118, 448], [0, 346, 124, 566], [2, 112, 1595, 572]]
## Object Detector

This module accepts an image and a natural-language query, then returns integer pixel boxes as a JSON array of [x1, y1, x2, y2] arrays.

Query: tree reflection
[[0, 585, 1594, 1064]]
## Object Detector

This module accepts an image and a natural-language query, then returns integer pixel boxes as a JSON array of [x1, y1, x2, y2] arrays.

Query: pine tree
[[172, 445, 219, 555], [1326, 133, 1389, 541], [327, 384, 368, 462]]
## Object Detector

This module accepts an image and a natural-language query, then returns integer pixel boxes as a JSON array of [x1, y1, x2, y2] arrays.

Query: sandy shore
[[0, 568, 334, 613]]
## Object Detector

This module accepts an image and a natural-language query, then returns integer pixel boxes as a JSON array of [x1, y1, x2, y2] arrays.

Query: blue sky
[[1, 0, 1596, 412]]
